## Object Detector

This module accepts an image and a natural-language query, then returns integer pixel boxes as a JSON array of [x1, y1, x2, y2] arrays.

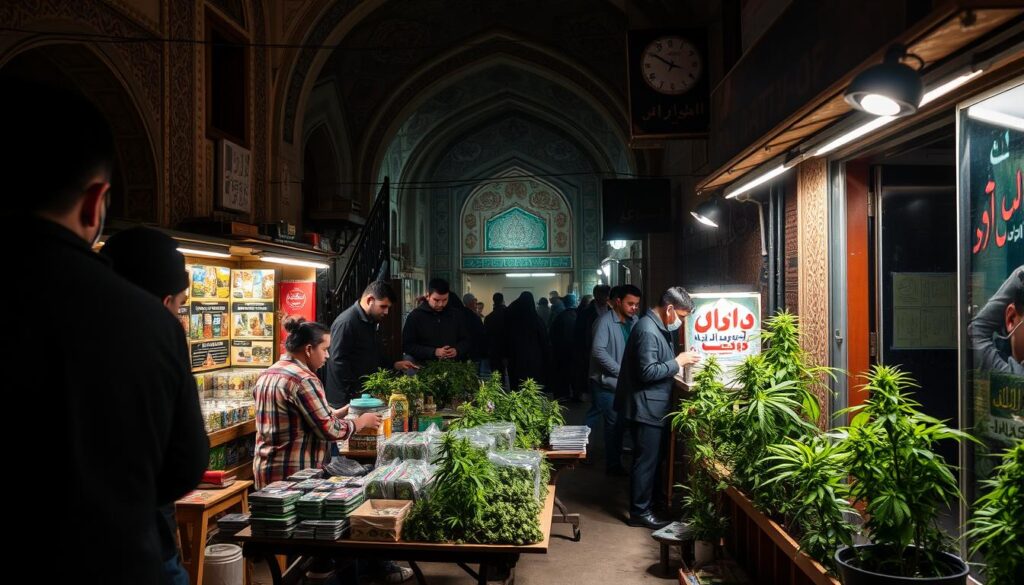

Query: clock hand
[[651, 54, 679, 70]]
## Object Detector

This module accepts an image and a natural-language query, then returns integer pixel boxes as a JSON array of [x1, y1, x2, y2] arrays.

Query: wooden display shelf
[[208, 419, 256, 448], [223, 459, 254, 481]]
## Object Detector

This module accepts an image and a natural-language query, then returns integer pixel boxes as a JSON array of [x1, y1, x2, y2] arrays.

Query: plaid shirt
[[252, 356, 355, 489]]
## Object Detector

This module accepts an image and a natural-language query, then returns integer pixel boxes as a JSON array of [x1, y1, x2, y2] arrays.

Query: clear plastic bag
[[376, 425, 445, 466], [476, 422, 516, 450], [449, 428, 497, 451], [363, 460, 436, 500], [488, 448, 543, 500], [324, 455, 370, 477]]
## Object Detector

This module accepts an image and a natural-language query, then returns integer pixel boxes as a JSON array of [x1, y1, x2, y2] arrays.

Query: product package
[[488, 448, 544, 500]]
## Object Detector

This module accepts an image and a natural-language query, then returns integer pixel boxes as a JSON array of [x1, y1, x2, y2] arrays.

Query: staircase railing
[[326, 178, 390, 324]]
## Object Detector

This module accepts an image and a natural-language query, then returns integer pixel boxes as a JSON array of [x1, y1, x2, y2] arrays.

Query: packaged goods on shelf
[[324, 487, 366, 519], [296, 490, 331, 519], [288, 468, 323, 482], [216, 513, 250, 536], [488, 449, 543, 500], [200, 399, 255, 432]]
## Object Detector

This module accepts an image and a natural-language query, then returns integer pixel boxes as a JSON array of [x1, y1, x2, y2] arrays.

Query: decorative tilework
[[484, 207, 548, 252], [462, 256, 572, 269]]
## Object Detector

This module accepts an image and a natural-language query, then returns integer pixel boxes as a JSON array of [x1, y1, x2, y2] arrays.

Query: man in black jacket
[[402, 278, 471, 362], [6, 81, 209, 584], [326, 281, 419, 407], [615, 286, 701, 529]]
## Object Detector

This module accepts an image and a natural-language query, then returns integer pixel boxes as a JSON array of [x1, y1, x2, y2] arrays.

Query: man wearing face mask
[[968, 266, 1024, 375], [6, 81, 209, 583], [615, 286, 701, 529], [326, 281, 419, 408]]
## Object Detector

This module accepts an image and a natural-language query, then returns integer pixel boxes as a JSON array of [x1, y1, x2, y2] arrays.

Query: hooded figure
[[505, 291, 551, 389], [549, 294, 579, 400]]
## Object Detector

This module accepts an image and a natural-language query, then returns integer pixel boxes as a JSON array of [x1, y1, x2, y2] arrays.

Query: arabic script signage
[[685, 292, 762, 382]]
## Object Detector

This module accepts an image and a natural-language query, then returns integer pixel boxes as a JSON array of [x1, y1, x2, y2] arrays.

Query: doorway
[[462, 272, 573, 317]]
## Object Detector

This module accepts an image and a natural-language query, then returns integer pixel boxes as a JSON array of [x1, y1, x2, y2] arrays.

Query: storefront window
[[959, 80, 1023, 559]]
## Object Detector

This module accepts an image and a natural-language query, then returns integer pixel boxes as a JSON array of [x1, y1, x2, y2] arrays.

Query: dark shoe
[[627, 512, 671, 529], [605, 465, 629, 477]]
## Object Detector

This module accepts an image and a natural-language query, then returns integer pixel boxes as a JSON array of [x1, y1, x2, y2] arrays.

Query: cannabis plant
[[838, 365, 971, 578], [417, 359, 480, 408], [361, 368, 427, 414], [763, 435, 857, 570], [965, 441, 1023, 584], [672, 356, 731, 542], [451, 375, 564, 449]]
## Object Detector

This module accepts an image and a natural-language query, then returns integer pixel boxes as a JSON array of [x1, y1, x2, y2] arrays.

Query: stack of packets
[[363, 460, 436, 500], [376, 430, 443, 464], [325, 487, 365, 519], [287, 468, 323, 482], [293, 519, 349, 541], [216, 513, 250, 536], [249, 482, 301, 538], [548, 425, 591, 451]]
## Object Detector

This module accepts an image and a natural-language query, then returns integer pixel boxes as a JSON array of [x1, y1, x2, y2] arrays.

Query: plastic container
[[202, 544, 243, 585], [348, 394, 392, 437]]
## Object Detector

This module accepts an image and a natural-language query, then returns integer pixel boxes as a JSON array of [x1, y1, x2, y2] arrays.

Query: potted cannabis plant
[[964, 441, 1023, 584], [671, 357, 731, 566], [835, 365, 972, 584]]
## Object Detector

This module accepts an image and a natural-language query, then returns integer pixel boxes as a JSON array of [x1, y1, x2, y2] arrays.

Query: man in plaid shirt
[[253, 318, 381, 488]]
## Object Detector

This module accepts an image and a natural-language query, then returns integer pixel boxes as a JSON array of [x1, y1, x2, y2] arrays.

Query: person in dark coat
[[485, 292, 509, 377], [326, 281, 418, 408], [505, 291, 552, 389], [102, 227, 201, 585], [449, 291, 488, 366], [537, 296, 551, 326], [573, 284, 611, 401], [7, 81, 209, 584], [548, 294, 579, 400], [615, 287, 701, 529], [402, 278, 470, 362]]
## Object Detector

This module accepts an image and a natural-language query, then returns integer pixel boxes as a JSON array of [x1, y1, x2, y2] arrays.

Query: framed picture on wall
[[216, 138, 252, 214]]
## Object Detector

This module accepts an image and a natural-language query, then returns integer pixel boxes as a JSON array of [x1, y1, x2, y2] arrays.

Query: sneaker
[[381, 562, 414, 584]]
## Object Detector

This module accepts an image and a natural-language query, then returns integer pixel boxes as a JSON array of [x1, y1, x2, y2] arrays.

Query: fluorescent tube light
[[724, 165, 789, 199], [177, 247, 232, 259], [260, 256, 330, 269]]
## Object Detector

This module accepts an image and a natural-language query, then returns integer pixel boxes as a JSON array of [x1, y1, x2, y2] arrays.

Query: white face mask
[[666, 308, 682, 331]]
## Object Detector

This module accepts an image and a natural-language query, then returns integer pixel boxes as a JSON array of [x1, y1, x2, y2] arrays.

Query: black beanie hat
[[101, 227, 189, 298]]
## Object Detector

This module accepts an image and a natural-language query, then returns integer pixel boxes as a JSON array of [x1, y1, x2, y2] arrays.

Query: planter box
[[722, 485, 839, 585]]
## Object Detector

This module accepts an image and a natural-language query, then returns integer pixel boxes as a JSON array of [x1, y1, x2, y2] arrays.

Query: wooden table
[[542, 449, 586, 542], [234, 488, 555, 585], [176, 480, 253, 585]]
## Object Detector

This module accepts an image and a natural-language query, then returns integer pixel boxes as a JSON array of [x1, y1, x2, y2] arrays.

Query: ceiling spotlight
[[609, 240, 628, 250], [690, 197, 723, 228], [845, 44, 924, 118]]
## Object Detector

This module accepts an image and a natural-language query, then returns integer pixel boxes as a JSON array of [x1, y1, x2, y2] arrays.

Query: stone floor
[[252, 400, 678, 585]]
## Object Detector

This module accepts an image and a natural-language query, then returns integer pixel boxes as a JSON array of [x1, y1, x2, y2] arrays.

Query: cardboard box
[[348, 499, 412, 542]]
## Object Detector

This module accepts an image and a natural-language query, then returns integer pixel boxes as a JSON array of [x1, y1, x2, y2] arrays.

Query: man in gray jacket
[[616, 286, 701, 529], [586, 285, 641, 475]]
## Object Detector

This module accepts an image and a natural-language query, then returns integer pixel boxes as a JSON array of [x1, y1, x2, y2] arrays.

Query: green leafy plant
[[361, 369, 427, 415], [417, 360, 480, 408], [404, 434, 543, 545], [671, 357, 731, 542], [763, 435, 857, 569], [451, 374, 565, 449], [964, 441, 1023, 584], [838, 365, 972, 578]]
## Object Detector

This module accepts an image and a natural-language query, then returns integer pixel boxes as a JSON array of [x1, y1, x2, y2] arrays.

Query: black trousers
[[629, 420, 669, 517]]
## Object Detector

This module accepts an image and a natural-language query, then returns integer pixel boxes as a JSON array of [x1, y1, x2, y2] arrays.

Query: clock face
[[641, 36, 702, 95]]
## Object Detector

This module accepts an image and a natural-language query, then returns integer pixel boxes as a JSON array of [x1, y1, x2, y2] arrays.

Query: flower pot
[[835, 545, 969, 585], [694, 540, 715, 568]]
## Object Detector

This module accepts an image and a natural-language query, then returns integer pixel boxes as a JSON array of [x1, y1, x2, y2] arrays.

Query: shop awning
[[696, 1, 1023, 195]]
